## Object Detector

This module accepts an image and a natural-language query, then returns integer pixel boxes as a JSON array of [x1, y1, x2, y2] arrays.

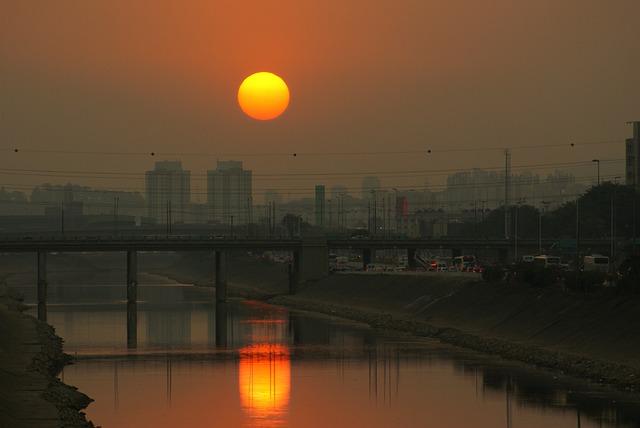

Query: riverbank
[[142, 253, 640, 392], [0, 280, 94, 428], [5, 251, 638, 396], [271, 273, 640, 392]]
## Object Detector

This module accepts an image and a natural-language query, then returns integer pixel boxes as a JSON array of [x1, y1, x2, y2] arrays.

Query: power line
[[1, 138, 623, 158], [0, 173, 623, 198], [0, 159, 624, 181]]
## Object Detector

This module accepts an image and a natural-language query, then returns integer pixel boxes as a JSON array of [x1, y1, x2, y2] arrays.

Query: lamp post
[[514, 198, 525, 263], [538, 207, 542, 255], [592, 159, 600, 186], [538, 201, 550, 255]]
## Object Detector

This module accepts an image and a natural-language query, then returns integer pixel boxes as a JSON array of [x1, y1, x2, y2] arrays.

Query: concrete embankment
[[0, 281, 93, 428], [271, 273, 640, 392], [6, 251, 638, 394], [142, 252, 640, 391]]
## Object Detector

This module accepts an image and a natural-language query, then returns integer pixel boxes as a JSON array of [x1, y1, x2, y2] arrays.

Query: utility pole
[[473, 200, 478, 239], [373, 190, 377, 236], [575, 198, 581, 289], [538, 208, 542, 255], [382, 195, 386, 237], [114, 196, 119, 235], [61, 202, 65, 236], [592, 159, 600, 186], [514, 199, 524, 262], [504, 149, 511, 239], [271, 201, 276, 234]]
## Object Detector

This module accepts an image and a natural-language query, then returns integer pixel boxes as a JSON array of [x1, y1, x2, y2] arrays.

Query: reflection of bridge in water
[[0, 236, 614, 347], [97, 300, 640, 428]]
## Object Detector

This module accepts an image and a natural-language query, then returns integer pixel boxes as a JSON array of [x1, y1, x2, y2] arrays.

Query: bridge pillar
[[215, 250, 228, 303], [126, 251, 137, 304], [362, 248, 373, 270], [498, 248, 509, 265], [296, 240, 328, 283], [215, 302, 228, 348], [126, 250, 138, 348], [127, 302, 137, 349], [37, 251, 47, 321], [288, 252, 300, 294], [407, 248, 417, 270]]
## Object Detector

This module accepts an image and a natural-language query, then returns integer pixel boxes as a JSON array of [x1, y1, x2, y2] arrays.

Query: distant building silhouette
[[207, 160, 252, 224], [145, 161, 191, 224], [626, 121, 640, 191], [361, 176, 380, 199], [330, 184, 348, 199]]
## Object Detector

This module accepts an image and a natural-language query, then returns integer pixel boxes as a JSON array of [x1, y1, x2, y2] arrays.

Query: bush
[[563, 271, 607, 292], [482, 264, 505, 282], [514, 263, 559, 288], [616, 255, 640, 294]]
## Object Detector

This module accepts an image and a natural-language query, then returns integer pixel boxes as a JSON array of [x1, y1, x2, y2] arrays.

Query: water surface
[[21, 278, 640, 427]]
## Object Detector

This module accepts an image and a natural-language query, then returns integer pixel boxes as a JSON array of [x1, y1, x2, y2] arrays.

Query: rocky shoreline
[[0, 283, 94, 428], [269, 294, 640, 394]]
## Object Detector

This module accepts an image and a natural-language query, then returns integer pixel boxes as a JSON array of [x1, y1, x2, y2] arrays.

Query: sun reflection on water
[[239, 343, 291, 427]]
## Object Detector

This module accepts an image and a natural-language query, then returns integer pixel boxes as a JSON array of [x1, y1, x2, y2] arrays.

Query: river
[[20, 275, 640, 427]]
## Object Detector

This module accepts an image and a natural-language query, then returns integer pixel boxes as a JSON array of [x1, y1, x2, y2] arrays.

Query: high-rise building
[[145, 161, 191, 223], [315, 185, 325, 226], [626, 121, 640, 191], [207, 160, 252, 224]]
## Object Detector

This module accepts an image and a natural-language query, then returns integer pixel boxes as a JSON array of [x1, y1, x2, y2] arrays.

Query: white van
[[583, 255, 609, 272], [533, 255, 561, 268]]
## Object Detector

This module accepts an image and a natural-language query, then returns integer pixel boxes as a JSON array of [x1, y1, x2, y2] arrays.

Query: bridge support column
[[126, 251, 137, 348], [215, 251, 228, 303], [127, 302, 137, 349], [126, 251, 137, 304], [498, 248, 509, 265], [215, 302, 228, 348], [295, 240, 328, 284], [407, 248, 417, 270], [288, 251, 300, 294], [37, 251, 47, 321], [362, 248, 373, 270]]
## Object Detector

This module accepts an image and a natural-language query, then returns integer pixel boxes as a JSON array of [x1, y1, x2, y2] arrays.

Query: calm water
[[20, 278, 640, 428]]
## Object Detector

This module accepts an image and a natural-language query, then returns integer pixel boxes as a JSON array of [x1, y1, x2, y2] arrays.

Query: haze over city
[[2, 2, 640, 428]]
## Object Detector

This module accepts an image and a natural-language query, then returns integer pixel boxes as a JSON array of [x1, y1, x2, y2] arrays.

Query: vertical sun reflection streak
[[239, 343, 290, 427]]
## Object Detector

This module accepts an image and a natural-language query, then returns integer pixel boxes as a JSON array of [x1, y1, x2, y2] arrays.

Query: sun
[[238, 72, 290, 121]]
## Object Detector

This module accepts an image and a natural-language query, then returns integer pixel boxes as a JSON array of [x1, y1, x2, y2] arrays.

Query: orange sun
[[238, 72, 290, 120]]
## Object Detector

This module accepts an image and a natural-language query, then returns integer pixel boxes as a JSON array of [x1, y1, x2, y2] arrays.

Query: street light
[[514, 198, 525, 262], [538, 200, 550, 255], [592, 159, 600, 186]]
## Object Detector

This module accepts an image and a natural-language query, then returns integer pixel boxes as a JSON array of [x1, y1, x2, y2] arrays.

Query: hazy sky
[[1, 0, 639, 200]]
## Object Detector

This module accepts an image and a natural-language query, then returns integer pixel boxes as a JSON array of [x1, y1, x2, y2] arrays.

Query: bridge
[[0, 235, 615, 330]]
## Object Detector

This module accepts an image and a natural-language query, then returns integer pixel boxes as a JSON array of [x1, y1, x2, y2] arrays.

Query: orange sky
[[1, 0, 639, 198]]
